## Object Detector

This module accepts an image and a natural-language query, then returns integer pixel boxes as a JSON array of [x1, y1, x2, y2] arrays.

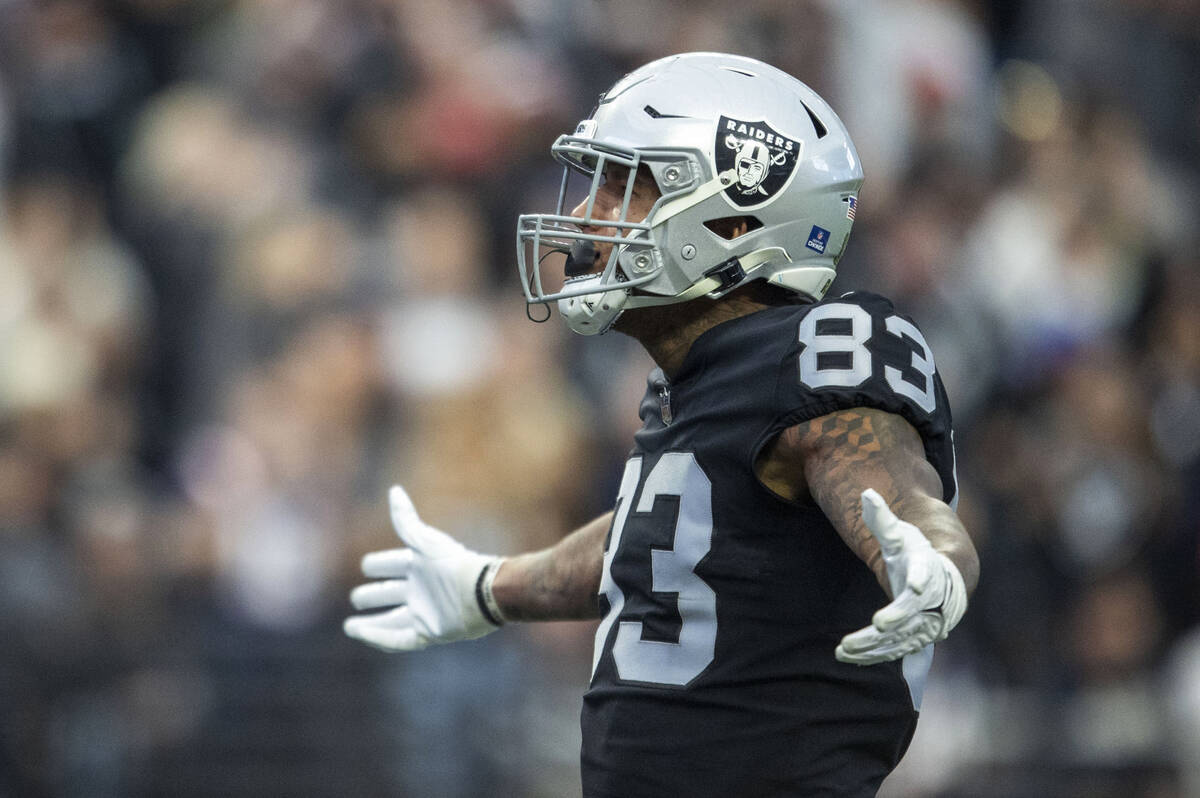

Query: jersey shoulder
[[650, 291, 952, 439], [774, 289, 953, 433], [804, 289, 911, 327], [766, 290, 959, 502]]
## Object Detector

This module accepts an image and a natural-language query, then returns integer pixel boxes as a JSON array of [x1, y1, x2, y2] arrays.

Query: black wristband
[[474, 562, 505, 627]]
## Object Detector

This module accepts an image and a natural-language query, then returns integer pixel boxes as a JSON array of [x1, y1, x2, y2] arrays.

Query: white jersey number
[[592, 452, 717, 687], [797, 302, 938, 413]]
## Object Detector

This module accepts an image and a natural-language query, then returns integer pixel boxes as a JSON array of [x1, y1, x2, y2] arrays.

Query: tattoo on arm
[[781, 408, 977, 595]]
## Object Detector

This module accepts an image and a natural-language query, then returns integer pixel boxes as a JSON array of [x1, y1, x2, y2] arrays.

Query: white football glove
[[835, 489, 967, 666], [343, 486, 506, 652]]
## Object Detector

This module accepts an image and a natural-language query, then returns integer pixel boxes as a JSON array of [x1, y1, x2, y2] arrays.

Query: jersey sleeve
[[770, 291, 958, 505]]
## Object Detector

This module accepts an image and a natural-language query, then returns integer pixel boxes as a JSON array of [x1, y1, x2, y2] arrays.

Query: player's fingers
[[870, 627, 936, 662], [350, 579, 409, 611], [836, 622, 932, 665], [878, 616, 933, 651], [344, 607, 424, 652], [872, 588, 927, 631], [860, 489, 906, 552], [837, 623, 889, 655], [838, 613, 928, 653], [361, 548, 413, 578], [837, 637, 897, 665], [839, 636, 926, 665], [837, 641, 897, 665], [834, 642, 858, 663], [389, 485, 429, 550], [389, 485, 454, 556]]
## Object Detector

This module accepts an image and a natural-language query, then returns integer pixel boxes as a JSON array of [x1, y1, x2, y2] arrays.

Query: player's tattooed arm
[[758, 408, 979, 597], [490, 512, 611, 621]]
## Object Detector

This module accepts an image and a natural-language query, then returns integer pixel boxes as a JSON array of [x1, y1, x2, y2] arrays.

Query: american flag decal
[[844, 196, 857, 220]]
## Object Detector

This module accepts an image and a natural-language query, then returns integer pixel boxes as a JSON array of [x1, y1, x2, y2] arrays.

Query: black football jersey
[[580, 292, 957, 798]]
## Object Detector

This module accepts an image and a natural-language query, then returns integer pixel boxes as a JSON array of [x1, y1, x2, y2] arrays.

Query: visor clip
[[705, 256, 745, 294]]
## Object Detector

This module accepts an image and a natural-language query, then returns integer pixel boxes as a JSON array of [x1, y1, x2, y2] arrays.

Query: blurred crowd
[[0, 0, 1196, 796]]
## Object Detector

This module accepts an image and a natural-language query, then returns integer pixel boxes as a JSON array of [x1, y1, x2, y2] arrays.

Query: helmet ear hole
[[799, 100, 827, 139], [703, 216, 763, 240]]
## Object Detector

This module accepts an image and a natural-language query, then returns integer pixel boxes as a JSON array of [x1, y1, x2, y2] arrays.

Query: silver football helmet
[[516, 52, 864, 335]]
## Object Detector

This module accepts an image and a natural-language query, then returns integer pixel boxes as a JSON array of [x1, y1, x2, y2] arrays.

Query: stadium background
[[0, 1, 1197, 795]]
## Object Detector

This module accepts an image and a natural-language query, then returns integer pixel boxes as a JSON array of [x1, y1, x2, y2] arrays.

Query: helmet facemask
[[517, 136, 708, 334]]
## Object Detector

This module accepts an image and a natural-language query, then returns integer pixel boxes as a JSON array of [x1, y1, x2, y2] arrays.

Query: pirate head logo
[[715, 116, 803, 209]]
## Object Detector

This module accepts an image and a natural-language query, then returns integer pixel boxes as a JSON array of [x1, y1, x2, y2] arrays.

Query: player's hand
[[343, 486, 505, 652], [835, 489, 967, 666]]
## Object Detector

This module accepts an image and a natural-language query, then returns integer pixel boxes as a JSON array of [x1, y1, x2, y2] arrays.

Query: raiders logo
[[715, 116, 803, 209]]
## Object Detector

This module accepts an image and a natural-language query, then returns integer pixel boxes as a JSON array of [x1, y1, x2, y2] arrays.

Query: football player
[[345, 52, 979, 797]]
